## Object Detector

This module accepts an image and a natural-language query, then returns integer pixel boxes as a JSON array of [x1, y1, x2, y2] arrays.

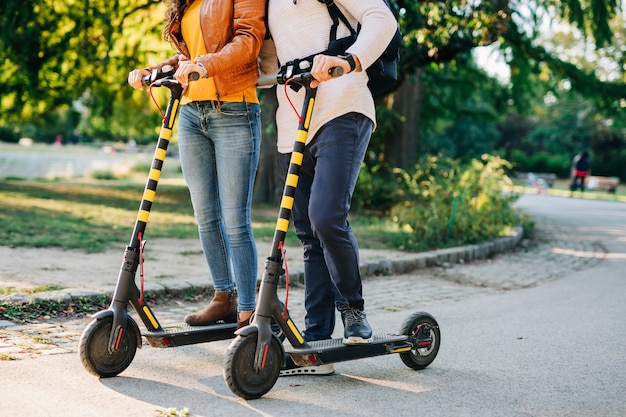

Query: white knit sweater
[[259, 0, 398, 154]]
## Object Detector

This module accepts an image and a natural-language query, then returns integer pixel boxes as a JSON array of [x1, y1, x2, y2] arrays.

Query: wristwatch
[[339, 54, 357, 73], [196, 62, 209, 79]]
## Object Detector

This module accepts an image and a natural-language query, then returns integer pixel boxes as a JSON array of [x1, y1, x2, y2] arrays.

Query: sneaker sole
[[343, 336, 374, 345], [279, 364, 335, 376]]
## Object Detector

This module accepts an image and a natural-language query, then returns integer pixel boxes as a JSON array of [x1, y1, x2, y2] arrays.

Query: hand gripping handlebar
[[141, 65, 200, 87]]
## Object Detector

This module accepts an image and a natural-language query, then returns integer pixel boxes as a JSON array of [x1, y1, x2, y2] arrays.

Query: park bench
[[587, 176, 620, 193]]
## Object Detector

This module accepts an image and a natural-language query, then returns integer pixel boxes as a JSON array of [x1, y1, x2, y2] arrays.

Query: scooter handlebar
[[257, 67, 343, 87], [141, 65, 200, 86]]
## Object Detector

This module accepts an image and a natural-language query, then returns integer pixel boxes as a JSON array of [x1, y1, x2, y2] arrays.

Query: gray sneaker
[[339, 305, 373, 345]]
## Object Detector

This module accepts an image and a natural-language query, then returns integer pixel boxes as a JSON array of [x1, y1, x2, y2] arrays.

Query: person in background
[[70, 130, 80, 145], [570, 150, 591, 194], [260, 0, 397, 375], [127, 137, 137, 152], [128, 0, 265, 329]]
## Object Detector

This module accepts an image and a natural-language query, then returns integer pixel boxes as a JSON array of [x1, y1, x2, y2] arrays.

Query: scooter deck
[[143, 322, 236, 348], [285, 333, 413, 366]]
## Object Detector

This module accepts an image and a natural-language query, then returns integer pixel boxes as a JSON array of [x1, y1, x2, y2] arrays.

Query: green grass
[[2, 177, 619, 256], [0, 178, 403, 253]]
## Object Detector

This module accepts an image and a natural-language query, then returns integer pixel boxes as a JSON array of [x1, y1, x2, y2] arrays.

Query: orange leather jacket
[[153, 0, 266, 98]]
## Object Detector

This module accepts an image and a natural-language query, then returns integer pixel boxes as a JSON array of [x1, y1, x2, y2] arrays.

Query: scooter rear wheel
[[399, 312, 440, 370], [223, 333, 283, 399], [79, 315, 138, 377]]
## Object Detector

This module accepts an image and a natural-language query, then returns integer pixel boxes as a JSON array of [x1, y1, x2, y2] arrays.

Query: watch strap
[[340, 54, 357, 72]]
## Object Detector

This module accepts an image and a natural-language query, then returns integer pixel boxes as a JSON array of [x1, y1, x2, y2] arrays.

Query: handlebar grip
[[257, 74, 281, 87], [257, 66, 343, 87], [329, 67, 344, 77], [141, 71, 154, 87], [140, 69, 200, 86]]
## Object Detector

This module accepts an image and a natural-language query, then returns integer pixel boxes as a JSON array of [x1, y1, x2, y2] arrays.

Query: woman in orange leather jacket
[[128, 0, 266, 330]]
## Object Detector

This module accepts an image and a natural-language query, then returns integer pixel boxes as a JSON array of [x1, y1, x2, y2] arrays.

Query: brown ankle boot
[[237, 311, 254, 329], [184, 291, 237, 326]]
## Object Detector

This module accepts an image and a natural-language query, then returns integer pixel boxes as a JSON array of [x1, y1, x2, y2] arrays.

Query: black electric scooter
[[78, 67, 239, 377], [223, 65, 441, 399]]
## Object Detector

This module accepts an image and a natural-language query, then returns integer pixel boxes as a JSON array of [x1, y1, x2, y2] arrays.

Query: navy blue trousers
[[279, 112, 372, 341]]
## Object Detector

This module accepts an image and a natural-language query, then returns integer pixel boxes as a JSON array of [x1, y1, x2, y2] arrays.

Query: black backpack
[[320, 0, 402, 98]]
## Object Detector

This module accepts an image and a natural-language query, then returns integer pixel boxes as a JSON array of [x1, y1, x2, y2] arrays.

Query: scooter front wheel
[[78, 315, 138, 377], [223, 333, 283, 399], [399, 312, 440, 370]]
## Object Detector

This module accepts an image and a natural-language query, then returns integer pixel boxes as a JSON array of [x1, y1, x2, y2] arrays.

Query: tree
[[381, 0, 625, 168], [0, 0, 164, 141]]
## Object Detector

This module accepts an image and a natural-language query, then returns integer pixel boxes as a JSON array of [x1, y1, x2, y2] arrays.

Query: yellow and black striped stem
[[129, 97, 180, 249], [269, 90, 317, 262]]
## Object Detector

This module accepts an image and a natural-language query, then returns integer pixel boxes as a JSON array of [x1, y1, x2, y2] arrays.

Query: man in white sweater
[[260, 0, 398, 375]]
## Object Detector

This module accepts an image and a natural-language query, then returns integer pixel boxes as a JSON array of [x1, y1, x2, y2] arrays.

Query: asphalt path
[[1, 194, 625, 416]]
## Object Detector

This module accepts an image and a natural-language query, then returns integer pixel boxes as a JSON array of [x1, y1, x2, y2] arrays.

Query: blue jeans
[[177, 100, 261, 312], [279, 112, 372, 341]]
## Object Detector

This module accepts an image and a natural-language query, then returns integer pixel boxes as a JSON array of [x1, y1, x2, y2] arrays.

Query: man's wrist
[[339, 54, 357, 73]]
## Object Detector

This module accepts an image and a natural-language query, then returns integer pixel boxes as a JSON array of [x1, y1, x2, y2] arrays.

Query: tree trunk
[[253, 87, 283, 204], [384, 71, 423, 169]]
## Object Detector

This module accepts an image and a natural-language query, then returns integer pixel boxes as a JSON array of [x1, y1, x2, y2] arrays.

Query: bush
[[0, 126, 20, 143], [510, 150, 570, 178], [352, 163, 406, 214], [388, 154, 521, 251]]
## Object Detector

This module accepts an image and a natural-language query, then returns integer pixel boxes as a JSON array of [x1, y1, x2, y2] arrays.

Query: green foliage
[[537, 0, 621, 48], [0, 126, 20, 143], [354, 154, 522, 251], [590, 127, 626, 179], [397, 0, 510, 71], [0, 0, 168, 142], [431, 119, 501, 161], [352, 163, 406, 213], [509, 150, 570, 178], [503, 15, 625, 118], [414, 59, 509, 161], [388, 154, 520, 251], [502, 86, 626, 181]]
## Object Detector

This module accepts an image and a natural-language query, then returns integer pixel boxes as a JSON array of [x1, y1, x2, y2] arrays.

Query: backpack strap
[[319, 0, 358, 41], [264, 0, 272, 40]]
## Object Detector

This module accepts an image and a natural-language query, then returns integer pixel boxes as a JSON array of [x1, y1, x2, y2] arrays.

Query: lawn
[[2, 174, 621, 254], [0, 178, 404, 253]]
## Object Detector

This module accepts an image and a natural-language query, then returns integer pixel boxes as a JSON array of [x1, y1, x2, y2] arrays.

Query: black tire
[[399, 312, 440, 370], [78, 316, 138, 377], [223, 333, 283, 399]]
